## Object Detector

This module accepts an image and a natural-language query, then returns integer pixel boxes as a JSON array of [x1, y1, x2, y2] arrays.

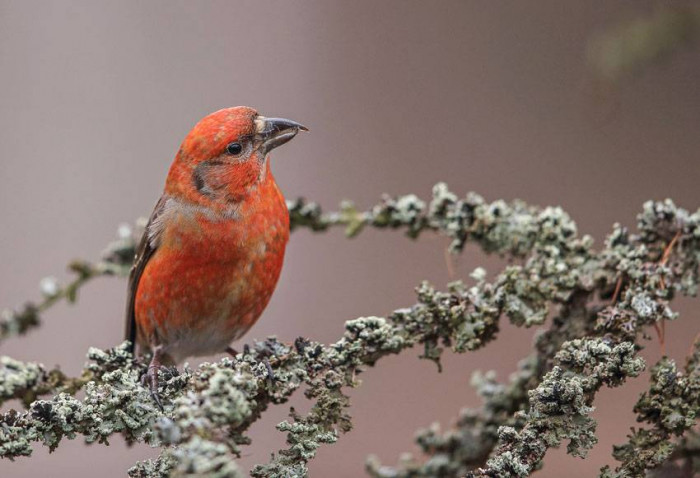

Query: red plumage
[[125, 106, 305, 402]]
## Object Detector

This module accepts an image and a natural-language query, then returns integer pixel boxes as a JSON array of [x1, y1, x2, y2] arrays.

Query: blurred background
[[1, 1, 699, 477]]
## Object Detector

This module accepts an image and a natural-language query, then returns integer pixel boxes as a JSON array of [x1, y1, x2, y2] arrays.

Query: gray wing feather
[[124, 196, 167, 353]]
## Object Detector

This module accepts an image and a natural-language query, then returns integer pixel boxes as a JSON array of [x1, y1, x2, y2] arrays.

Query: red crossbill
[[124, 106, 306, 405]]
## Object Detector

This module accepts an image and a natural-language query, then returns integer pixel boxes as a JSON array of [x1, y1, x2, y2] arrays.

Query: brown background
[[1, 1, 699, 477]]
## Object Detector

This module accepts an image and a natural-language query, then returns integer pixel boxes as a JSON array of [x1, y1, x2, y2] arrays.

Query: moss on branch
[[601, 340, 700, 477], [1, 183, 699, 477]]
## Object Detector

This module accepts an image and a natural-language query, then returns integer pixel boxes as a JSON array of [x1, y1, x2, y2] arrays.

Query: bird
[[124, 106, 307, 406]]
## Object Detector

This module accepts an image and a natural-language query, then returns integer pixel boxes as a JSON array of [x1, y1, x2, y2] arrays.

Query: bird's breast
[[134, 177, 289, 360]]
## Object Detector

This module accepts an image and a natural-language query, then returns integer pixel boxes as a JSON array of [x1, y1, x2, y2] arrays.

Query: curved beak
[[254, 116, 308, 155]]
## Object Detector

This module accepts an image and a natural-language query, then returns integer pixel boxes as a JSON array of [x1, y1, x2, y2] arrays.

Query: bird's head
[[165, 106, 306, 206]]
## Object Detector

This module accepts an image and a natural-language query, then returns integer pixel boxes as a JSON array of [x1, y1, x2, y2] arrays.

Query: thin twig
[[611, 275, 624, 305], [655, 230, 682, 354]]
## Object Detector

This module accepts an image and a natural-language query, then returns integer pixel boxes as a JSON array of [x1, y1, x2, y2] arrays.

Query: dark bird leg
[[142, 346, 165, 411]]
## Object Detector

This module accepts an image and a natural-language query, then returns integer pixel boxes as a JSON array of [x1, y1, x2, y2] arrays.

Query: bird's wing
[[125, 195, 168, 353]]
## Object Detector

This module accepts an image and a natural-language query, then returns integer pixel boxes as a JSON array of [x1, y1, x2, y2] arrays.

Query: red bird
[[125, 106, 306, 403]]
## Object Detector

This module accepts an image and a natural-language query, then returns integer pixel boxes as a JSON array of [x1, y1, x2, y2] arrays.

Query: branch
[[0, 229, 135, 343], [2, 182, 569, 343], [0, 184, 698, 478], [601, 339, 700, 477]]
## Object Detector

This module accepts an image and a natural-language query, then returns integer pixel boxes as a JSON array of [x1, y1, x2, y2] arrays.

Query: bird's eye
[[226, 142, 243, 155]]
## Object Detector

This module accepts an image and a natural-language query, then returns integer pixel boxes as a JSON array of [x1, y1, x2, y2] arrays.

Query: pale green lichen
[[130, 436, 244, 478], [601, 340, 700, 478], [1, 183, 699, 477], [0, 357, 45, 405], [469, 340, 645, 477]]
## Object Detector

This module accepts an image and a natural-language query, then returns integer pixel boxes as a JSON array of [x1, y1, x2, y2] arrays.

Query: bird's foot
[[142, 350, 165, 411], [141, 365, 163, 411]]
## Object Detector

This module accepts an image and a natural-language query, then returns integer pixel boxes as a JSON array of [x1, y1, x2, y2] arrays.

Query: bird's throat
[[192, 159, 263, 204]]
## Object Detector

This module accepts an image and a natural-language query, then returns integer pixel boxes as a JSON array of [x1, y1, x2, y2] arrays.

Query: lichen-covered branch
[[1, 184, 699, 478], [0, 227, 136, 343], [288, 183, 586, 257], [366, 354, 540, 478], [466, 339, 644, 478], [0, 357, 89, 408], [601, 339, 700, 478], [1, 183, 574, 344], [366, 192, 699, 478]]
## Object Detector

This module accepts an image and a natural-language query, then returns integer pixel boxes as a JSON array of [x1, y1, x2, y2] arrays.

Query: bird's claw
[[141, 365, 164, 412]]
